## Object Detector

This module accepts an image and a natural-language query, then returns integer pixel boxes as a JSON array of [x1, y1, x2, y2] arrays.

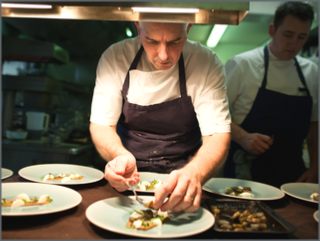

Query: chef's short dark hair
[[273, 1, 314, 29]]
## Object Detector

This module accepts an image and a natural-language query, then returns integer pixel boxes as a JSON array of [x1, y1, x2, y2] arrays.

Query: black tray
[[204, 199, 294, 238]]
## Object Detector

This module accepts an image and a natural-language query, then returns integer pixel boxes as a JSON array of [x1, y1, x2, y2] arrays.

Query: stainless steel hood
[[2, 1, 249, 25]]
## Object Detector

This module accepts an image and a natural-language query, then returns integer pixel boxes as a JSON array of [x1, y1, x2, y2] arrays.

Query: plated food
[[2, 193, 52, 207], [310, 192, 319, 202], [1, 168, 13, 180], [86, 195, 214, 238], [42, 172, 84, 183], [127, 208, 169, 230], [203, 178, 284, 201], [136, 179, 162, 191], [135, 172, 168, 193], [224, 186, 254, 198], [280, 182, 319, 203], [18, 164, 104, 185], [2, 182, 82, 216]]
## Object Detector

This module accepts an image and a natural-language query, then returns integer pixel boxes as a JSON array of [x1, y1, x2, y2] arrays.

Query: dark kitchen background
[[1, 1, 318, 172]]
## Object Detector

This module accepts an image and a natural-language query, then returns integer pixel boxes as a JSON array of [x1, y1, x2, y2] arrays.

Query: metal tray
[[204, 199, 294, 238]]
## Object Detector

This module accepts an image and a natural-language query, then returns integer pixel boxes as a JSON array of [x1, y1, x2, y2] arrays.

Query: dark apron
[[117, 47, 202, 173], [224, 46, 312, 187]]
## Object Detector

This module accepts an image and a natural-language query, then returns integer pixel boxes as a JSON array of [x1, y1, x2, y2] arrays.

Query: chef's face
[[269, 15, 311, 60], [135, 22, 189, 70]]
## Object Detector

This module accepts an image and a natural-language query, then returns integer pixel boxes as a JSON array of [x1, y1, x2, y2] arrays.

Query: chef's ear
[[187, 23, 192, 33], [134, 22, 141, 34], [268, 23, 276, 37]]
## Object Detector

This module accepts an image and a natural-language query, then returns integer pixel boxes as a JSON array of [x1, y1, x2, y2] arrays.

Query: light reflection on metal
[[131, 7, 199, 14], [1, 3, 53, 9], [1, 4, 249, 25]]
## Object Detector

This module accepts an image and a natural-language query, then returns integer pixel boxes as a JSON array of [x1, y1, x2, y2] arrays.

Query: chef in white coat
[[224, 1, 318, 187], [90, 22, 231, 212]]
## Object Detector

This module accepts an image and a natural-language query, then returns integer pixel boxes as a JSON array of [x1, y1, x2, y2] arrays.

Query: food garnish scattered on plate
[[137, 179, 162, 191], [1, 193, 52, 207], [42, 172, 83, 183], [225, 186, 254, 198], [127, 208, 169, 230], [310, 192, 319, 201]]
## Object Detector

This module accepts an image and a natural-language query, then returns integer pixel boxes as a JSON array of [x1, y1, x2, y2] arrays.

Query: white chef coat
[[225, 46, 318, 124], [90, 37, 231, 136]]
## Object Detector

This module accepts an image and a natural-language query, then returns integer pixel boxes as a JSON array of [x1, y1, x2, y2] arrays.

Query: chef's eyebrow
[[145, 36, 183, 43], [283, 30, 308, 37]]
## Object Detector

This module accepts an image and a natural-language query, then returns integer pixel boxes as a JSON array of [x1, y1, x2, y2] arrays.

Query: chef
[[223, 1, 318, 187], [89, 21, 231, 212]]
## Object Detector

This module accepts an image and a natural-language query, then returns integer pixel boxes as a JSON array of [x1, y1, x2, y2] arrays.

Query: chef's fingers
[[104, 164, 128, 191], [171, 179, 201, 212], [252, 135, 274, 154], [153, 171, 178, 210], [111, 155, 132, 175], [184, 186, 202, 213], [159, 173, 190, 211]]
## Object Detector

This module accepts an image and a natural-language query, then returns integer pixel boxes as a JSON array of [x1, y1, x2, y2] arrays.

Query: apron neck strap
[[262, 46, 310, 96], [294, 58, 311, 96], [178, 54, 187, 97], [122, 47, 144, 97], [122, 47, 187, 98], [262, 46, 269, 89]]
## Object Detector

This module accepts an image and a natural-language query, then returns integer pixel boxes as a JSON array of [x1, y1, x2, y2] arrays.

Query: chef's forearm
[[230, 122, 248, 146], [185, 133, 231, 184], [89, 123, 131, 162]]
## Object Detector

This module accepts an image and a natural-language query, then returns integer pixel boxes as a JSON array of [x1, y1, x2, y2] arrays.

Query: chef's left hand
[[152, 167, 202, 213]]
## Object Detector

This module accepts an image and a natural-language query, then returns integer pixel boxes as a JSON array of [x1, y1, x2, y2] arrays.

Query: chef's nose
[[158, 44, 169, 61]]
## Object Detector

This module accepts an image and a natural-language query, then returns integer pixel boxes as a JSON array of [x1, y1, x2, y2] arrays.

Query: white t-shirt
[[90, 37, 231, 136], [225, 46, 318, 124]]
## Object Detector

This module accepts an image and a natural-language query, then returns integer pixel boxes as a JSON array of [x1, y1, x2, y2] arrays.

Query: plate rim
[[86, 195, 215, 238], [313, 210, 319, 222], [203, 177, 285, 201], [2, 182, 82, 216], [280, 182, 319, 203], [18, 163, 104, 185], [1, 168, 14, 180]]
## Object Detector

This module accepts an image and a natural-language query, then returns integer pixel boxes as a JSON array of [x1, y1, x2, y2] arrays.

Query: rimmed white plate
[[280, 182, 319, 203], [135, 172, 169, 193], [86, 195, 214, 238], [313, 210, 319, 222], [18, 164, 104, 185], [1, 168, 13, 180], [203, 178, 285, 201], [2, 182, 82, 216]]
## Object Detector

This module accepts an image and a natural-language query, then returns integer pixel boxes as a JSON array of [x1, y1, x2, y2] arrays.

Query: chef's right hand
[[104, 153, 140, 192], [240, 133, 273, 155]]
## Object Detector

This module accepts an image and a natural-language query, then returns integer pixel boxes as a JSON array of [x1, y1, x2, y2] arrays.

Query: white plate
[[2, 182, 82, 216], [1, 168, 13, 180], [203, 177, 285, 200], [135, 172, 169, 193], [18, 164, 104, 185], [313, 210, 319, 222], [280, 182, 319, 203], [86, 195, 214, 238]]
